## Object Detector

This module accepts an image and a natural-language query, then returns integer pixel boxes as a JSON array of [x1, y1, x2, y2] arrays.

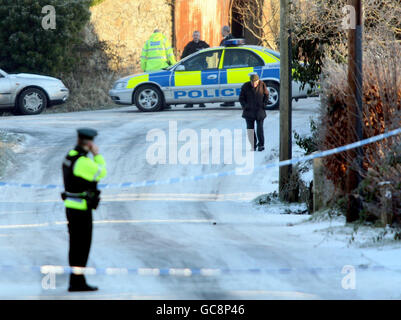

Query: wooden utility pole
[[346, 0, 363, 222], [279, 0, 294, 201]]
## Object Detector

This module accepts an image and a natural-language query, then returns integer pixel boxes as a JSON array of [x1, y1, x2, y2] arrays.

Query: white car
[[0, 69, 69, 115]]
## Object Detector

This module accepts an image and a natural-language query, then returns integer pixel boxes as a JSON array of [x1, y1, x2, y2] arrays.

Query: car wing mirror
[[176, 65, 186, 72]]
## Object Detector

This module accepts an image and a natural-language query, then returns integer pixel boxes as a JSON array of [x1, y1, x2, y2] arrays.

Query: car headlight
[[113, 81, 128, 90]]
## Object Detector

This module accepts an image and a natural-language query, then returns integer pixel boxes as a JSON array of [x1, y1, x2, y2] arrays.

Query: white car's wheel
[[17, 88, 47, 115], [264, 82, 280, 110], [134, 85, 163, 112]]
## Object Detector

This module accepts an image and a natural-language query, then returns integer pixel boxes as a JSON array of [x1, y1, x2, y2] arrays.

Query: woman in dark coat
[[239, 74, 269, 151]]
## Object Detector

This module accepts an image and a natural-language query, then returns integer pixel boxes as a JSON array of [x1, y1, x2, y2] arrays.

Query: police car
[[109, 39, 314, 112]]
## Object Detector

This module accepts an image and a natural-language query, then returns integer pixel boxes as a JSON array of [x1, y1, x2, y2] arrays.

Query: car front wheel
[[264, 82, 280, 110], [17, 88, 47, 115], [134, 85, 163, 112]]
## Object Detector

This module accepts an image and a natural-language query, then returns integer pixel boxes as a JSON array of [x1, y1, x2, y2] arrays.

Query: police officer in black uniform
[[181, 30, 210, 59], [219, 25, 234, 46], [181, 30, 210, 109], [62, 128, 107, 292], [220, 26, 235, 107]]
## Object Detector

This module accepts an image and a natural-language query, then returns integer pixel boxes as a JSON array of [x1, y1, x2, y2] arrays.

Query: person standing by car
[[141, 29, 176, 72], [181, 30, 209, 59], [62, 128, 107, 292], [220, 26, 235, 107], [181, 30, 210, 109], [239, 74, 269, 151], [219, 25, 234, 46]]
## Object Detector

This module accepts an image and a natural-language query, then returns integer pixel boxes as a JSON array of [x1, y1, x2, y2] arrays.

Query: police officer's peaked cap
[[77, 128, 98, 140]]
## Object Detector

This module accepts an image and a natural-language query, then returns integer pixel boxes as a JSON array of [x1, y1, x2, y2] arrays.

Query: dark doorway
[[231, 0, 262, 45], [231, 0, 244, 38]]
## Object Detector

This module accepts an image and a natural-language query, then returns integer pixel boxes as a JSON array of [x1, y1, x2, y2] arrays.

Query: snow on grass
[[0, 130, 25, 179]]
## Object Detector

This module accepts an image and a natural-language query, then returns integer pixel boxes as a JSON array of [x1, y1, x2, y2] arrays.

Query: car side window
[[223, 49, 264, 68], [181, 50, 222, 71]]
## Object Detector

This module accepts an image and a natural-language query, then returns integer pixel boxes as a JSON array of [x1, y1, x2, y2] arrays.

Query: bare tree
[[232, 0, 280, 50], [291, 0, 401, 61]]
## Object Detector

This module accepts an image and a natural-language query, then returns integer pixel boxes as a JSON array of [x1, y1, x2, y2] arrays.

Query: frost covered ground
[[0, 99, 400, 299]]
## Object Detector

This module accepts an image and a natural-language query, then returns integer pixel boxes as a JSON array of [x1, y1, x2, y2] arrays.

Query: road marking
[[102, 192, 261, 202], [0, 223, 50, 229], [17, 293, 172, 300], [0, 192, 262, 204], [0, 219, 214, 229], [228, 290, 318, 299], [0, 210, 42, 215], [93, 219, 212, 225], [28, 145, 129, 150], [22, 120, 109, 125]]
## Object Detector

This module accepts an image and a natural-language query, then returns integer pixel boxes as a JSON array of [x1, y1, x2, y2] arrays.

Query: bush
[[0, 0, 91, 75], [90, 0, 106, 6], [359, 144, 401, 224], [319, 44, 401, 191], [293, 118, 318, 155], [319, 43, 401, 224], [49, 32, 132, 112]]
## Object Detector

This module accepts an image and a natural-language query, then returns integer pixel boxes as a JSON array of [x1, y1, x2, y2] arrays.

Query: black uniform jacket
[[181, 40, 210, 59], [239, 81, 269, 121], [220, 34, 234, 46]]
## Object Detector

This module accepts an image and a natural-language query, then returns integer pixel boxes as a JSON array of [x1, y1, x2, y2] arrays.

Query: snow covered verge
[[303, 210, 401, 248], [254, 196, 401, 274], [0, 130, 25, 179]]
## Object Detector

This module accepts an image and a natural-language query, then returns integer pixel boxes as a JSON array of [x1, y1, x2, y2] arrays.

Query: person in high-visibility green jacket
[[140, 29, 176, 72], [62, 128, 107, 292]]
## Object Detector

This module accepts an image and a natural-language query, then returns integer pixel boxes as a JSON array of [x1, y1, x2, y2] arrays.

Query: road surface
[[0, 100, 400, 299]]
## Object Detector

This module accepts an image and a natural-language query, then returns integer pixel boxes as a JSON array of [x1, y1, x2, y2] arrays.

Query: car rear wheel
[[17, 88, 47, 115], [264, 82, 280, 110], [134, 85, 163, 112]]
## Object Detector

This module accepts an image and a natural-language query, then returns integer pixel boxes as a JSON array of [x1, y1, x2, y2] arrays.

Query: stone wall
[[88, 0, 173, 72]]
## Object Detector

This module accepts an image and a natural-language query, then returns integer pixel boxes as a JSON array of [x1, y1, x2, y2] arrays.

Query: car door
[[0, 73, 12, 106], [220, 48, 265, 102], [171, 49, 223, 104]]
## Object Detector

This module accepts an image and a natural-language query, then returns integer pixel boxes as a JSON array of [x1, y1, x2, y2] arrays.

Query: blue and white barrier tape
[[0, 128, 400, 190], [0, 264, 399, 276]]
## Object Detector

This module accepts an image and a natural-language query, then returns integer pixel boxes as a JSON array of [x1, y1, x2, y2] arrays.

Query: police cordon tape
[[1, 264, 400, 276], [0, 128, 400, 190]]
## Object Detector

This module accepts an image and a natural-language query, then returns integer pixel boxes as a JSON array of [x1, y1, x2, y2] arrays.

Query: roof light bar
[[224, 39, 246, 47]]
